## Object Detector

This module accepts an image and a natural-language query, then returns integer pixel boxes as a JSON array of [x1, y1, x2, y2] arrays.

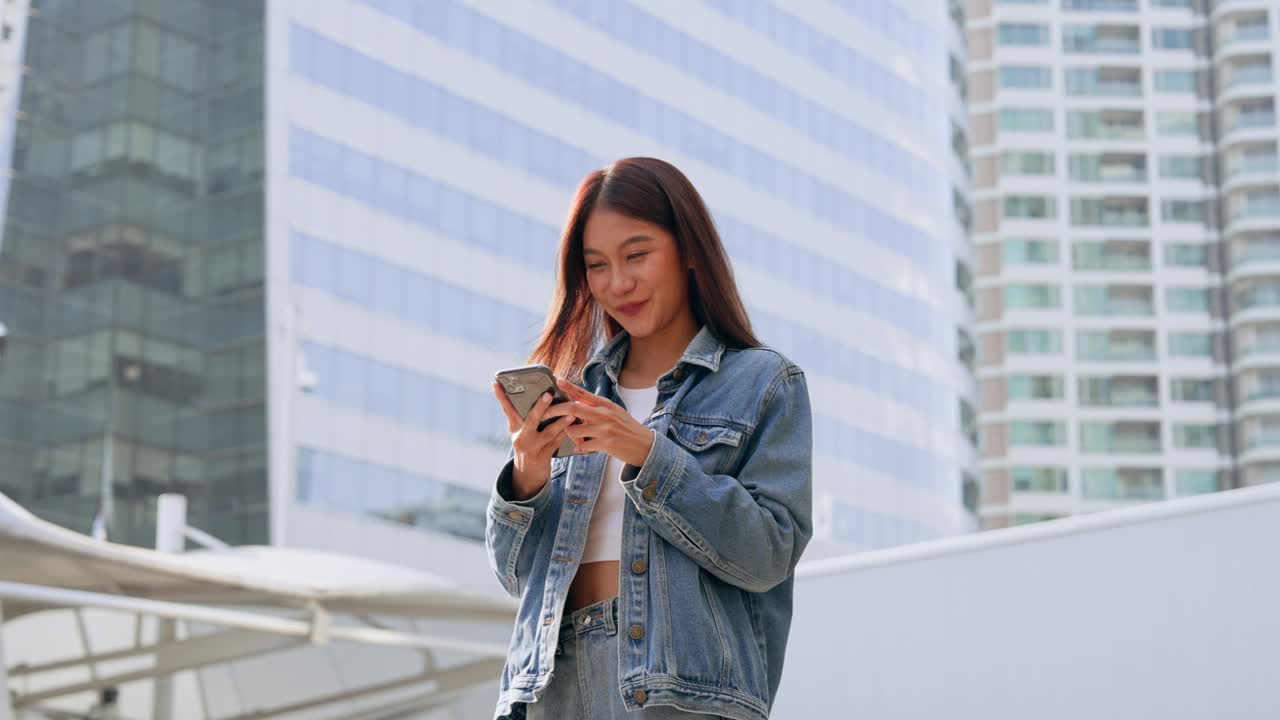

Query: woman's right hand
[[493, 383, 577, 500]]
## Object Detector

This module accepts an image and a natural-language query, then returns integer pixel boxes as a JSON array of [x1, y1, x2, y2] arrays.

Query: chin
[[617, 316, 652, 337]]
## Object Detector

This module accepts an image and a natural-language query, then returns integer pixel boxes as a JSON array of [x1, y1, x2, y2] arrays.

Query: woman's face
[[582, 208, 689, 338]]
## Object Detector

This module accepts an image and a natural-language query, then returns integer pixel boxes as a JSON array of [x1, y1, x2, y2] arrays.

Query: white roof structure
[[0, 492, 517, 719]]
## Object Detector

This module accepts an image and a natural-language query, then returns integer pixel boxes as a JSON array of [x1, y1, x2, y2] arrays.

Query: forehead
[[582, 209, 668, 253]]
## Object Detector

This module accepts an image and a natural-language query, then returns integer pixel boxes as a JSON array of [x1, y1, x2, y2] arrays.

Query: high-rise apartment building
[[0, 1, 975, 595], [966, 0, 1279, 527]]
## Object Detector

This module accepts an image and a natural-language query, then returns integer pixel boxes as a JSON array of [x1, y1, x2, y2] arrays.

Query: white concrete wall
[[774, 483, 1280, 719]]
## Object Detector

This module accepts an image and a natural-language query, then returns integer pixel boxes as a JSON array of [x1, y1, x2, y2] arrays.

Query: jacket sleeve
[[484, 445, 555, 599], [620, 366, 813, 593]]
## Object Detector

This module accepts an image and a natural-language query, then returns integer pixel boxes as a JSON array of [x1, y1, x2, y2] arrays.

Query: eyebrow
[[583, 235, 655, 256]]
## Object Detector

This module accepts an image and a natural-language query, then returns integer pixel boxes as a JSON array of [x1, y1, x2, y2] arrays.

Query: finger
[[564, 401, 606, 423], [557, 378, 602, 407], [493, 383, 521, 431], [541, 400, 575, 421], [551, 426, 573, 454], [522, 390, 555, 431], [564, 421, 600, 441], [540, 414, 575, 443]]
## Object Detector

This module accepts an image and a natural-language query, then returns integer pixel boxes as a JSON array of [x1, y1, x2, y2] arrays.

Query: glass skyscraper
[[1, 0, 975, 588], [0, 0, 266, 547]]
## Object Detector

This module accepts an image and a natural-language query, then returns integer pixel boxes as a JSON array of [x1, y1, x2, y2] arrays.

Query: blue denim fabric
[[523, 596, 723, 719], [486, 325, 813, 720]]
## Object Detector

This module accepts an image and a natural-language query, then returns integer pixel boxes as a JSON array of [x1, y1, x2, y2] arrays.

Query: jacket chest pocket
[[668, 419, 744, 477]]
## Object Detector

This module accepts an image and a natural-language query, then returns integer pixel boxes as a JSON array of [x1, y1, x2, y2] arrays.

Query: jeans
[[522, 596, 722, 719]]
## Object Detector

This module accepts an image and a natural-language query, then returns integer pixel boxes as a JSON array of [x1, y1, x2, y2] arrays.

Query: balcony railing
[[1227, 67, 1275, 88], [1228, 154, 1279, 178], [1228, 112, 1276, 132], [1221, 26, 1270, 46], [1233, 198, 1280, 221]]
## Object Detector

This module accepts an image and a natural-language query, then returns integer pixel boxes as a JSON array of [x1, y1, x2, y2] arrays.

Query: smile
[[618, 300, 648, 315]]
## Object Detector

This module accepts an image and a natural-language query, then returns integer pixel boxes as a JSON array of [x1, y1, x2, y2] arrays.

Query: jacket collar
[[584, 324, 725, 385]]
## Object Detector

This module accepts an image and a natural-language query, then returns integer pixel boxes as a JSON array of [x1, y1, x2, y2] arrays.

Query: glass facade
[[1, 1, 975, 557], [277, 0, 975, 553], [0, 0, 266, 546]]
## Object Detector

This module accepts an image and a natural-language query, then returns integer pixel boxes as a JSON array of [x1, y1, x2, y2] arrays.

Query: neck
[[624, 310, 700, 380]]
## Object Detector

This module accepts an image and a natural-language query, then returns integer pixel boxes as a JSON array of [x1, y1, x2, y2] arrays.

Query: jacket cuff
[[492, 457, 554, 519], [620, 428, 684, 512]]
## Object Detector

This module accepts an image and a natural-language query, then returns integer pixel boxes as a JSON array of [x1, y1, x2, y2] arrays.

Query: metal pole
[[100, 325, 120, 537], [0, 599, 13, 720], [151, 494, 186, 719]]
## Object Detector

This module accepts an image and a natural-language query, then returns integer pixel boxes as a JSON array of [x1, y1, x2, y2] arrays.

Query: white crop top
[[581, 383, 659, 563]]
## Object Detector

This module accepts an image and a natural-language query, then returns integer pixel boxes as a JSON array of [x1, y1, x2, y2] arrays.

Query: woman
[[486, 157, 813, 720]]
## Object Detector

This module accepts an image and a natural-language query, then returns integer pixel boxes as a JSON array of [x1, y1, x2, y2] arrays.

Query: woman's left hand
[[556, 378, 654, 467]]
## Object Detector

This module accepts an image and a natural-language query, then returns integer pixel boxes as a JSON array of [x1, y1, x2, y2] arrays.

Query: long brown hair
[[527, 157, 760, 382]]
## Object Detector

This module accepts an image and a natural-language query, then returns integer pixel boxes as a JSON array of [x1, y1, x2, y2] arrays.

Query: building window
[[1169, 331, 1213, 357], [1081, 467, 1163, 499], [1151, 27, 1195, 50], [1007, 329, 1063, 354], [1158, 155, 1204, 179], [1161, 199, 1208, 224], [1170, 378, 1215, 403], [1175, 470, 1220, 495], [1165, 243, 1208, 267], [1074, 285, 1154, 316], [1080, 422, 1162, 454], [1067, 109, 1143, 139], [998, 23, 1051, 46], [1166, 287, 1210, 313], [1072, 197, 1149, 227], [1000, 151, 1056, 176], [1004, 237, 1059, 264], [1004, 195, 1057, 219], [1005, 283, 1062, 309], [999, 107, 1054, 131], [1154, 69, 1197, 93], [1009, 421, 1067, 446], [1173, 423, 1219, 450], [1065, 66, 1142, 96], [999, 65, 1053, 89], [1078, 376, 1158, 407], [1072, 239, 1150, 271], [1076, 329, 1156, 361], [1009, 374, 1064, 400], [1156, 111, 1199, 136], [1063, 0, 1137, 9], [1011, 467, 1068, 493]]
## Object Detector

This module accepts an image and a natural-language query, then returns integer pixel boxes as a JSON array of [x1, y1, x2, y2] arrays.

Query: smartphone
[[494, 363, 584, 458]]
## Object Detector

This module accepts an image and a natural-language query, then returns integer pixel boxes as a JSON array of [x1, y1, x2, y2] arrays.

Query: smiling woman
[[485, 158, 813, 720]]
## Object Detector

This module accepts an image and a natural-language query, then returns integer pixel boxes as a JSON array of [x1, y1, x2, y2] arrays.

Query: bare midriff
[[567, 561, 619, 611]]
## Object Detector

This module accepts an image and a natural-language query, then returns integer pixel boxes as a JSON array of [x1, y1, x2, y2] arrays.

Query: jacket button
[[631, 559, 647, 574], [633, 688, 648, 705], [697, 431, 708, 444], [506, 511, 522, 521], [673, 367, 684, 381], [642, 484, 657, 501], [628, 624, 645, 640]]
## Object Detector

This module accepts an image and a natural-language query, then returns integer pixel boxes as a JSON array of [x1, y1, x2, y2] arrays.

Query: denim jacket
[[485, 324, 813, 720]]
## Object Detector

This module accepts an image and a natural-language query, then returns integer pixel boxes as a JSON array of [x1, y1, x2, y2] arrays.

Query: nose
[[606, 264, 638, 294]]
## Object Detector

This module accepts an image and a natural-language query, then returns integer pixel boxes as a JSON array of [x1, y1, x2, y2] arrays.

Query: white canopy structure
[[0, 492, 516, 719]]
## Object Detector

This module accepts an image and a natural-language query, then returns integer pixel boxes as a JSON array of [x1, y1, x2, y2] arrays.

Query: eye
[[587, 263, 605, 271], [627, 253, 648, 261]]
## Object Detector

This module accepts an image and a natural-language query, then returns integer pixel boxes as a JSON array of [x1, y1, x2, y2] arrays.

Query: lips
[[618, 300, 648, 315]]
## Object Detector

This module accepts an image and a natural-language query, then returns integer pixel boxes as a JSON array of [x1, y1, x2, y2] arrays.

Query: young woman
[[486, 157, 813, 720]]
